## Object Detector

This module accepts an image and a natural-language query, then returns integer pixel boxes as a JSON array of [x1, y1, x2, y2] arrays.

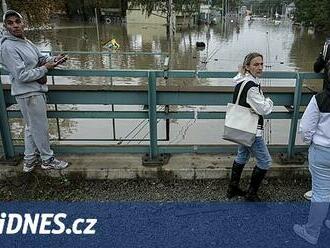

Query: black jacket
[[314, 53, 330, 90]]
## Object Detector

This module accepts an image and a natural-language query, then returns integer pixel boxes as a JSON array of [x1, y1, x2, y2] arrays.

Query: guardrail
[[0, 68, 323, 165]]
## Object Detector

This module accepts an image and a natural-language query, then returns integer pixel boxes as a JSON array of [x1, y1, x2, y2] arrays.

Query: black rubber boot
[[226, 161, 246, 199], [245, 166, 268, 202]]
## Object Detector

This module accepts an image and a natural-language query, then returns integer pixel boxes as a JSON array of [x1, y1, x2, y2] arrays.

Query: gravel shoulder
[[0, 173, 311, 202]]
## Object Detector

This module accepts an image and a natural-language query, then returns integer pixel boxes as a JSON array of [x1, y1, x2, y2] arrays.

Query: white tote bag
[[223, 80, 259, 147]]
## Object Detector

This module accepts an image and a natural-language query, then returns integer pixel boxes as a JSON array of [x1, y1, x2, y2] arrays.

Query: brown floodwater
[[5, 18, 330, 145]]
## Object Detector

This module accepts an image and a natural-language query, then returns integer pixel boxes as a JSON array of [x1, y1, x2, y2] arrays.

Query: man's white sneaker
[[23, 158, 40, 173], [41, 157, 68, 170], [303, 190, 312, 201]]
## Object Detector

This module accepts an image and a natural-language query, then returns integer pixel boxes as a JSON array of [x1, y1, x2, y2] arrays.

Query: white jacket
[[233, 73, 273, 136], [300, 96, 330, 147], [233, 73, 273, 116]]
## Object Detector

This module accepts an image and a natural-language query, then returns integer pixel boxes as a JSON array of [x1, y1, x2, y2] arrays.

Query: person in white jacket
[[293, 71, 330, 245], [0, 10, 68, 172], [226, 52, 273, 201]]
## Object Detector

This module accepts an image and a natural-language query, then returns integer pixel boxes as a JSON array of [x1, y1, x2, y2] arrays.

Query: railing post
[[142, 71, 170, 166], [108, 52, 116, 140], [148, 71, 158, 159], [0, 72, 15, 159], [287, 72, 302, 158], [49, 51, 62, 141]]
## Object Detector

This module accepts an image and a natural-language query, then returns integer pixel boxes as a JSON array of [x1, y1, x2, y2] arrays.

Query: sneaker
[[23, 158, 40, 173], [41, 157, 68, 170], [325, 220, 330, 229], [293, 224, 318, 245], [304, 190, 312, 201]]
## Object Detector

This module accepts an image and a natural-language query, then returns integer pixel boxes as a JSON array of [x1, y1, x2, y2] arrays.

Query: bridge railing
[[0, 68, 323, 165]]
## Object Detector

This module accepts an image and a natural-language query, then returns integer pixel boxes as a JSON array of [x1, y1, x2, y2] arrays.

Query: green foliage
[[64, 0, 125, 20], [6, 0, 122, 25], [8, 0, 65, 27], [65, 0, 97, 20], [294, 0, 330, 30]]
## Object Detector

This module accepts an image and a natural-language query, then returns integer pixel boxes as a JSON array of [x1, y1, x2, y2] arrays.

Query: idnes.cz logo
[[0, 212, 97, 235]]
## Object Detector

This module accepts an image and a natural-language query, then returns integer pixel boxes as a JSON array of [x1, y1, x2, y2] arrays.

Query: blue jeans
[[235, 136, 272, 170], [308, 143, 330, 202], [302, 143, 330, 239]]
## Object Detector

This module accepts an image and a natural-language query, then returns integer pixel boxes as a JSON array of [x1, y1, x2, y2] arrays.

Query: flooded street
[[31, 18, 328, 73], [5, 18, 329, 145]]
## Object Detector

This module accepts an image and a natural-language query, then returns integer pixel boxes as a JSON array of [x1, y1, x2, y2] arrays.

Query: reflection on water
[[9, 18, 329, 145], [27, 18, 328, 87]]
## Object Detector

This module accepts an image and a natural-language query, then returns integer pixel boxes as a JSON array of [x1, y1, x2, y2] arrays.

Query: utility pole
[[94, 8, 100, 48], [167, 0, 175, 42]]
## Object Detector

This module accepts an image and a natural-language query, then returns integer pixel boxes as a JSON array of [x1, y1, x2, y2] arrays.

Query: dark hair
[[325, 61, 330, 88], [240, 52, 263, 74]]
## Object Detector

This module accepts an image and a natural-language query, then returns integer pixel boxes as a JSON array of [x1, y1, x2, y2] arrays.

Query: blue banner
[[0, 202, 329, 247]]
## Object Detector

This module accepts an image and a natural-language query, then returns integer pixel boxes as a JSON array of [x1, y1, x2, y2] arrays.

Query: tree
[[64, 0, 126, 21], [7, 0, 65, 26], [128, 0, 201, 39], [6, 0, 125, 26], [294, 0, 330, 30]]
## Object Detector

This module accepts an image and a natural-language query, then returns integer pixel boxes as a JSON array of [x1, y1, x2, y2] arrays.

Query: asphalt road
[[1, 174, 329, 248]]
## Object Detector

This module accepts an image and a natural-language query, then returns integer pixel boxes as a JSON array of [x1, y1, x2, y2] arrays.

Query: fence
[[0, 68, 323, 165]]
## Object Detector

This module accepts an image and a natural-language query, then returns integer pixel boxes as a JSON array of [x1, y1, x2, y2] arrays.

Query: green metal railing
[[0, 68, 323, 164]]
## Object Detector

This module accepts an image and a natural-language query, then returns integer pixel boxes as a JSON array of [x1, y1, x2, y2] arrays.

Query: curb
[[0, 154, 309, 180]]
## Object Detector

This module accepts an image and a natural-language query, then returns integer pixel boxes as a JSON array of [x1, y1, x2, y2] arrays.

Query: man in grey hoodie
[[0, 10, 68, 172]]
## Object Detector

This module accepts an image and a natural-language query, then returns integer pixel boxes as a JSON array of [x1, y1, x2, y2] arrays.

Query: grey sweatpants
[[16, 93, 53, 161]]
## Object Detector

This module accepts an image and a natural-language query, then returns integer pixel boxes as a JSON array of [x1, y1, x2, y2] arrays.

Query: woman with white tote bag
[[226, 52, 273, 202]]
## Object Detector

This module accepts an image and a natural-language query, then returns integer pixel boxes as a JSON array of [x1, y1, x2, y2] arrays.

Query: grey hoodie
[[0, 31, 51, 96]]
